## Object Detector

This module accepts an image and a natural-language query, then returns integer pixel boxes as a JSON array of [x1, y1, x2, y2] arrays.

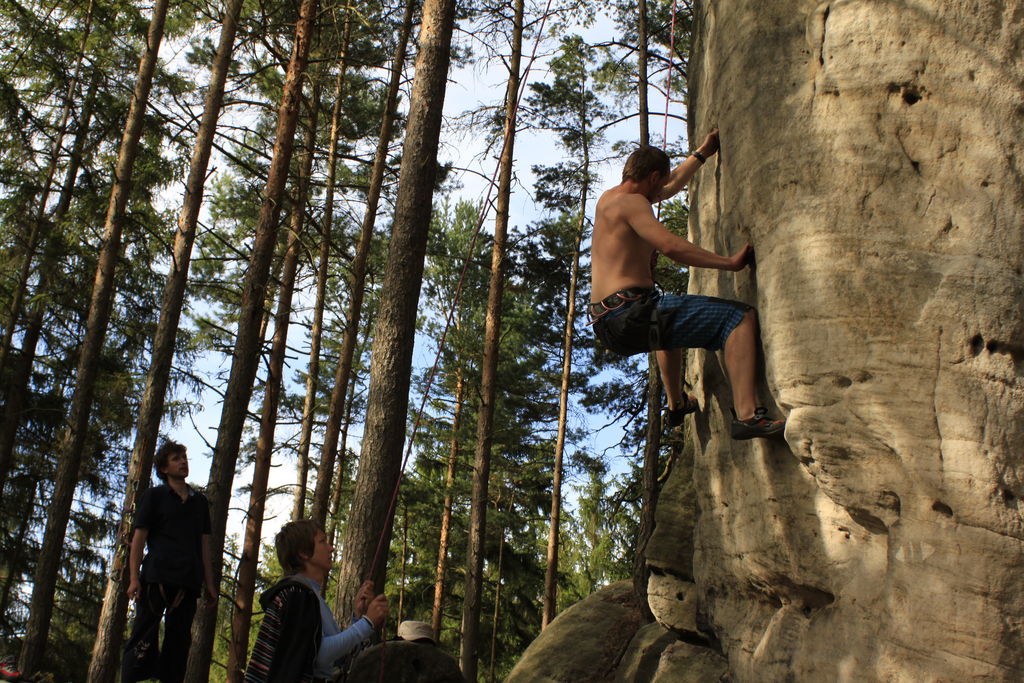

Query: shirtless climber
[[588, 131, 785, 440]]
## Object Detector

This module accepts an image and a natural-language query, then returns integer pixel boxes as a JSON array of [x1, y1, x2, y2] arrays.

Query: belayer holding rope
[[588, 131, 786, 439], [244, 520, 388, 682]]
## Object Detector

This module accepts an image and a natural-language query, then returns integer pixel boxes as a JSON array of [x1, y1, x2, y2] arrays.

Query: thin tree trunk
[[461, 2, 523, 678], [327, 355, 360, 551], [0, 0, 94, 381], [635, 367, 661, 621], [542, 204, 587, 629], [294, 10, 354, 521], [0, 70, 99, 497], [311, 0, 417, 527], [488, 525, 506, 683], [333, 0, 456, 624], [19, 0, 170, 672], [226, 87, 319, 683], [431, 365, 463, 642], [397, 499, 408, 626], [638, 0, 650, 146], [86, 0, 246, 677], [634, 0, 660, 622], [186, 0, 320, 678]]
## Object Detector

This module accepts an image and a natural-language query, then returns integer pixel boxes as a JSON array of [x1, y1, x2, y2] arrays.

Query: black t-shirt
[[133, 483, 212, 590]]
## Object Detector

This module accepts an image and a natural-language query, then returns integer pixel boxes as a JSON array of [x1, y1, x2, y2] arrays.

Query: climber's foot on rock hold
[[666, 395, 699, 429], [731, 407, 785, 440]]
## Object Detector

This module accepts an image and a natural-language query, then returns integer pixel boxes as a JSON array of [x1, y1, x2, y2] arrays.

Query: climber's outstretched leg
[[656, 347, 697, 428], [723, 309, 785, 439]]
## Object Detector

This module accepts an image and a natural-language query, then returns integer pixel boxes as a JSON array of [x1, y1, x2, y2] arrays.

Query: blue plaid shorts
[[597, 291, 750, 354], [654, 292, 750, 350]]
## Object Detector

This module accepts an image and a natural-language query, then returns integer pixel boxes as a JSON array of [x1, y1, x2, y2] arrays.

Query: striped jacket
[[244, 578, 322, 683]]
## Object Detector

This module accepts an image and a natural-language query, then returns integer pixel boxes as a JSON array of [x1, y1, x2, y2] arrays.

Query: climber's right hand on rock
[[699, 129, 720, 157], [727, 243, 754, 271]]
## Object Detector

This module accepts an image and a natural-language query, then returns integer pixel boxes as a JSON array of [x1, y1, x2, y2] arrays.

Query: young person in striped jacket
[[244, 520, 388, 683]]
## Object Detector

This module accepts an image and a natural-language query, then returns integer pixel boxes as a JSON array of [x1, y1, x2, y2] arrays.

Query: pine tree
[[20, 0, 173, 670], [461, 1, 524, 677], [333, 0, 458, 622], [186, 0, 321, 676]]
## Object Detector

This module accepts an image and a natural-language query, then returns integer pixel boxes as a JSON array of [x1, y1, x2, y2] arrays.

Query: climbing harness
[[589, 287, 675, 355], [586, 287, 652, 323]]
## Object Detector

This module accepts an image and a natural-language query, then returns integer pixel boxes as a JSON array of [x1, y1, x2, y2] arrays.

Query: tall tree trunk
[[542, 204, 588, 629], [460, 2, 523, 678], [0, 70, 99, 497], [488, 525, 506, 683], [634, 367, 661, 621], [634, 0, 660, 622], [186, 0, 320, 678], [310, 0, 417, 527], [226, 88, 320, 683], [18, 0, 170, 672], [637, 0, 650, 146], [0, 0, 94, 381], [431, 365, 463, 642], [86, 1, 246, 677], [333, 0, 456, 623], [293, 11, 354, 521], [327, 355, 360, 551]]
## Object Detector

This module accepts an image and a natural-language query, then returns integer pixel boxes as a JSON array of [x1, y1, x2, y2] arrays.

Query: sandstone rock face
[[506, 581, 727, 683], [680, 0, 1024, 680], [505, 581, 643, 682], [652, 642, 728, 683]]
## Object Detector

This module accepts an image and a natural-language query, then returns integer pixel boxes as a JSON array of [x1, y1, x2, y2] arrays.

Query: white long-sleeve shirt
[[291, 575, 373, 676]]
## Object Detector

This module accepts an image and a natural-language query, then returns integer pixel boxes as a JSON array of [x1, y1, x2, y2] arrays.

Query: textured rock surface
[[506, 580, 727, 682], [679, 0, 1024, 680], [651, 642, 728, 683], [613, 622, 679, 683], [505, 581, 643, 682]]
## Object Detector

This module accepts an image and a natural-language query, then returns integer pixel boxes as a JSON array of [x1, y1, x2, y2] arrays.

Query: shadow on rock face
[[347, 640, 466, 683]]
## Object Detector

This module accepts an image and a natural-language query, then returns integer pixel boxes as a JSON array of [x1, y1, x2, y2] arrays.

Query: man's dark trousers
[[121, 582, 197, 683]]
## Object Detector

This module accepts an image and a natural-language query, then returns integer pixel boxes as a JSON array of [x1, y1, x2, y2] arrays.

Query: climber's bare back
[[591, 186, 661, 303]]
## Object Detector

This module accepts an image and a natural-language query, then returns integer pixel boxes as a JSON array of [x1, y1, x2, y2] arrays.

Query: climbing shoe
[[666, 395, 699, 429], [731, 407, 786, 440]]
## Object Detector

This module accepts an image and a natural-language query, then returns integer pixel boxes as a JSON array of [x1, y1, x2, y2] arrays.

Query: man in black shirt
[[122, 440, 216, 683]]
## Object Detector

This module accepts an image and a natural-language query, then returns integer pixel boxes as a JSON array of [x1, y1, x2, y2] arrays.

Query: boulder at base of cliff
[[652, 642, 728, 682], [505, 581, 643, 682], [507, 581, 727, 682], [346, 639, 466, 683]]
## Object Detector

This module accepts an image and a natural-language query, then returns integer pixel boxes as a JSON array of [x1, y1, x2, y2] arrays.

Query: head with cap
[[396, 620, 435, 645]]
